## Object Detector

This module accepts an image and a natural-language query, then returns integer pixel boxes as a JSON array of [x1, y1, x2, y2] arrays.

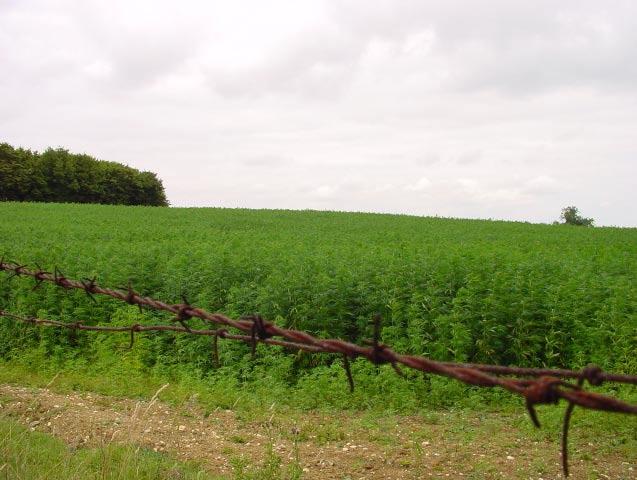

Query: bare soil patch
[[0, 384, 634, 479]]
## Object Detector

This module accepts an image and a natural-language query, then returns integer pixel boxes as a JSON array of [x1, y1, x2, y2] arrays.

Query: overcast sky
[[1, 1, 636, 226]]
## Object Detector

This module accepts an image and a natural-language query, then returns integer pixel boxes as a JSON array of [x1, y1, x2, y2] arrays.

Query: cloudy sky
[[1, 1, 636, 226]]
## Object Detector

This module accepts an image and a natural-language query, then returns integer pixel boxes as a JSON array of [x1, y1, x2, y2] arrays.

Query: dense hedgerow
[[0, 203, 635, 404], [0, 143, 168, 206]]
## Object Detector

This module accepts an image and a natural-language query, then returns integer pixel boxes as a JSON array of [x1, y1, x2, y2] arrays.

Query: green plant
[[0, 417, 216, 479], [559, 206, 594, 226], [1, 202, 635, 412]]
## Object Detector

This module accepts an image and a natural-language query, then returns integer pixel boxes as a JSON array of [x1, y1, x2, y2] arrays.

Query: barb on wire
[[243, 314, 271, 358], [32, 264, 51, 291], [129, 323, 142, 349], [6, 263, 26, 281], [174, 295, 193, 332], [118, 281, 137, 306], [1, 260, 637, 476], [79, 276, 98, 303], [0, 310, 319, 353], [53, 267, 70, 288], [560, 367, 591, 477], [364, 314, 403, 376]]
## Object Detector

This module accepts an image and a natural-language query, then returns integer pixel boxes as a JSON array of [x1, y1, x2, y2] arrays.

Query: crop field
[[0, 202, 636, 478]]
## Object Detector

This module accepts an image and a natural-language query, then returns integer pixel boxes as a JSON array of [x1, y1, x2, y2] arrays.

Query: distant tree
[[0, 143, 168, 206], [560, 206, 594, 226]]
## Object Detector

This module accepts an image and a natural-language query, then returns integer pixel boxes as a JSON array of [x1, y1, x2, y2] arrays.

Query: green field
[[1, 202, 636, 411]]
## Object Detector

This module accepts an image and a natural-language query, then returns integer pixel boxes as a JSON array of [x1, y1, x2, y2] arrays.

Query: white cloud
[[83, 60, 113, 79], [312, 185, 338, 198], [374, 183, 395, 193], [405, 177, 432, 192], [456, 178, 479, 192], [0, 0, 636, 225], [524, 175, 560, 194]]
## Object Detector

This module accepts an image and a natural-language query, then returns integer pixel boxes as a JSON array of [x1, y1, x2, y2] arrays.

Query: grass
[[1, 202, 636, 378], [0, 412, 305, 480], [0, 350, 507, 415], [0, 374, 635, 479], [229, 443, 302, 480], [1, 202, 636, 477], [0, 417, 216, 480]]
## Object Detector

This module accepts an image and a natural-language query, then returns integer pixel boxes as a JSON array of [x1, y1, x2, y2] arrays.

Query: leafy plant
[[0, 202, 635, 411], [559, 206, 594, 226]]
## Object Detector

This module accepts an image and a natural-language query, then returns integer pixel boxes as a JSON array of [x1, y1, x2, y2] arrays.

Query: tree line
[[0, 143, 168, 206]]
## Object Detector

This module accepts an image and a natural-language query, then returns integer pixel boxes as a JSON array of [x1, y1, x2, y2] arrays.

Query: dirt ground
[[0, 383, 634, 479]]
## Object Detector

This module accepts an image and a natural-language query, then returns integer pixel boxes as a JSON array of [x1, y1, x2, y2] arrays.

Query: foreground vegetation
[[0, 418, 214, 480], [0, 202, 636, 412]]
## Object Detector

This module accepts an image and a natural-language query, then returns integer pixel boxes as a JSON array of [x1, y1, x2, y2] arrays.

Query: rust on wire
[[129, 323, 142, 349], [342, 353, 354, 393], [365, 314, 403, 376], [120, 281, 138, 305], [6, 263, 27, 281], [53, 267, 70, 288], [0, 310, 318, 352], [1, 260, 637, 476], [561, 371, 586, 477], [174, 295, 194, 332], [80, 277, 99, 303], [32, 264, 51, 291]]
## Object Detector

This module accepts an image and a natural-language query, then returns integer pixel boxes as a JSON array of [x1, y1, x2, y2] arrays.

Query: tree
[[0, 142, 168, 206], [560, 206, 594, 226]]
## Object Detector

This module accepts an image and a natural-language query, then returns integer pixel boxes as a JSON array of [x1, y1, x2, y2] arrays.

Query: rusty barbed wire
[[0, 310, 323, 353], [1, 259, 636, 476]]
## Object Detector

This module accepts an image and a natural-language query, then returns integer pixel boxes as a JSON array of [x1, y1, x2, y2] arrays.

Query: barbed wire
[[0, 309, 324, 353], [1, 259, 636, 476]]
